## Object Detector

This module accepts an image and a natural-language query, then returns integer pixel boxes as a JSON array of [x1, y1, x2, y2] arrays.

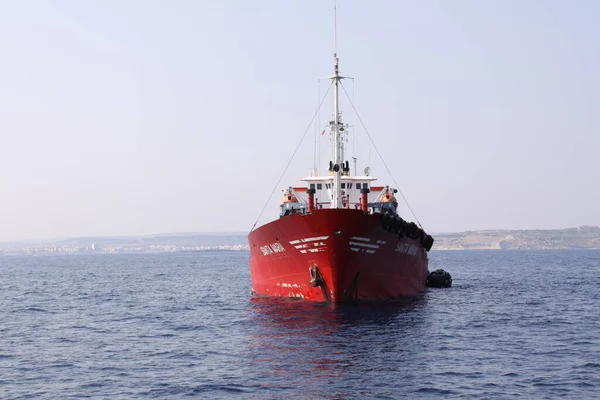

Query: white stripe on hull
[[289, 236, 330, 245], [349, 241, 379, 249], [350, 247, 377, 254]]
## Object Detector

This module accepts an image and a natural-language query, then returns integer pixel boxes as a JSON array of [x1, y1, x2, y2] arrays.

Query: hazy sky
[[1, 0, 598, 241]]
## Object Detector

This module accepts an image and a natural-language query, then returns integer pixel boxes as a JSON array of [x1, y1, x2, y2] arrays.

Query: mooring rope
[[250, 82, 333, 232], [340, 81, 424, 230]]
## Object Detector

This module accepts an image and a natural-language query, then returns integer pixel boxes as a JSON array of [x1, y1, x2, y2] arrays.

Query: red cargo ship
[[248, 28, 434, 302]]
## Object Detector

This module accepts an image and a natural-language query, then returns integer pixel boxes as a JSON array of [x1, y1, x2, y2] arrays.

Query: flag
[[321, 129, 326, 135]]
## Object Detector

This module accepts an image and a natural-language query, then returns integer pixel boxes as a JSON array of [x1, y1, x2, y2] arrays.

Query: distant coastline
[[0, 226, 598, 255], [433, 225, 600, 250], [0, 233, 249, 256]]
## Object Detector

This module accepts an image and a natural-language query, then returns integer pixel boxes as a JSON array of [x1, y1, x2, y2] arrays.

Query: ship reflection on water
[[244, 296, 431, 397], [248, 295, 428, 330]]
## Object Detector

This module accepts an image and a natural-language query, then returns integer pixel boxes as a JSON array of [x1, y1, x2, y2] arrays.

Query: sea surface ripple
[[1, 250, 599, 399]]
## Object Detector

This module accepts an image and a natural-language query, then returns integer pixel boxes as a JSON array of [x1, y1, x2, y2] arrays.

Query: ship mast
[[331, 55, 344, 207], [330, 1, 345, 208]]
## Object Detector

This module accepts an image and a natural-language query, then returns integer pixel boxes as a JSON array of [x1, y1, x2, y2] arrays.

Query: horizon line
[[1, 225, 598, 245]]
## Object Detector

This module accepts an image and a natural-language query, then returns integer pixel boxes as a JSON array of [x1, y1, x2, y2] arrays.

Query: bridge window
[[341, 183, 346, 189], [356, 183, 362, 189], [310, 183, 315, 190], [317, 183, 322, 190]]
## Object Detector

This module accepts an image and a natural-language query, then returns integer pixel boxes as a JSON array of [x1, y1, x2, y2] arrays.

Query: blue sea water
[[1, 250, 599, 399]]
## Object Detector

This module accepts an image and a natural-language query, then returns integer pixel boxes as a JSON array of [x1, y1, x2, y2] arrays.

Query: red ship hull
[[248, 209, 429, 302]]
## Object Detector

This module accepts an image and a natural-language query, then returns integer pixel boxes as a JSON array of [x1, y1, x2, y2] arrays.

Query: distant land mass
[[0, 233, 248, 255], [0, 226, 598, 255], [433, 225, 600, 250]]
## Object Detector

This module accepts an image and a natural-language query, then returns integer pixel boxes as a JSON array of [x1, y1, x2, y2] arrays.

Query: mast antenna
[[330, 0, 344, 208], [334, 0, 338, 55]]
